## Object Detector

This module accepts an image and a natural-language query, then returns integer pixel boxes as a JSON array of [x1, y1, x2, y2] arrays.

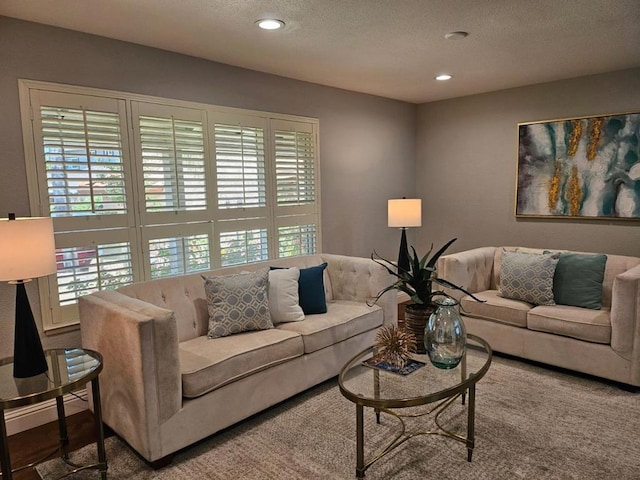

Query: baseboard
[[5, 388, 89, 436]]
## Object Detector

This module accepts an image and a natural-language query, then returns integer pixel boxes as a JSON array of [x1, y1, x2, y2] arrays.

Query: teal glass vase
[[424, 297, 466, 369]]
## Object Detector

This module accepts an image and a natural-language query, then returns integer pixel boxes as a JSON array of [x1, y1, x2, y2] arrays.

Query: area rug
[[38, 355, 640, 479]]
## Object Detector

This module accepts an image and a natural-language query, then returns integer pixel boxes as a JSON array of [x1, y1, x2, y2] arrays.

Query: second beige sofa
[[438, 246, 640, 387]]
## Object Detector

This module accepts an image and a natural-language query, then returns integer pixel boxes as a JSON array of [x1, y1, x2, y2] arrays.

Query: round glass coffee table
[[339, 334, 492, 478], [0, 348, 107, 480]]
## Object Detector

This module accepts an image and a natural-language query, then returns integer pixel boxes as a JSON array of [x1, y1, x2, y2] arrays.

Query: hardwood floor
[[6, 410, 113, 480]]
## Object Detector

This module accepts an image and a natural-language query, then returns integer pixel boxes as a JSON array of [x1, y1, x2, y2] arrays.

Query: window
[[20, 80, 320, 330]]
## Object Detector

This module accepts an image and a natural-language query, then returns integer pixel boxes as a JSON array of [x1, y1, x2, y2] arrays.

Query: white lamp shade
[[0, 216, 56, 281], [388, 199, 422, 228]]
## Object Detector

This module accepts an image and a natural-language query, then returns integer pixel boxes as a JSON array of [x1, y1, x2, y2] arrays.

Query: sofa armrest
[[611, 264, 640, 366], [79, 290, 181, 460], [322, 253, 397, 326], [437, 247, 497, 301]]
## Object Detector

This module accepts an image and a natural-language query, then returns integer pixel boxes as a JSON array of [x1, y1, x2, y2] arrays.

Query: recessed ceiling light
[[435, 74, 453, 81], [256, 19, 285, 30], [445, 31, 469, 40]]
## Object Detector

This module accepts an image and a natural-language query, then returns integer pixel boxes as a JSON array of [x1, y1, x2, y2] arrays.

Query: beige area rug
[[38, 355, 640, 480]]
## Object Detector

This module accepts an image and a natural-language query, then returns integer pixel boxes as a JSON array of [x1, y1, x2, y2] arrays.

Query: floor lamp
[[0, 214, 56, 378], [388, 198, 422, 273]]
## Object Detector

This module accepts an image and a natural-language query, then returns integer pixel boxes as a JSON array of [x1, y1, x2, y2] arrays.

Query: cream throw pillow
[[268, 267, 305, 323]]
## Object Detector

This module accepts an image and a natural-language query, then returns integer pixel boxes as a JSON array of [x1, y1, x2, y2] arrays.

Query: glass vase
[[424, 297, 466, 369]]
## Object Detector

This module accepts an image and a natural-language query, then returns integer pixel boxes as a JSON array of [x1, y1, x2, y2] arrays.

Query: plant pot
[[403, 303, 435, 354]]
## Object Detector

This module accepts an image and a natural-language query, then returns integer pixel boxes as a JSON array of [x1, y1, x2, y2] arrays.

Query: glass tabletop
[[0, 348, 102, 409], [339, 334, 492, 408]]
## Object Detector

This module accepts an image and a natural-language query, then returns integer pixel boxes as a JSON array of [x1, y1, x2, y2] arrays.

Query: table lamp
[[388, 198, 422, 273], [0, 214, 56, 378]]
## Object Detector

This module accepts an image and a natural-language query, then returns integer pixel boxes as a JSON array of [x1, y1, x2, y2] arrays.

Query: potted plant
[[370, 238, 482, 353]]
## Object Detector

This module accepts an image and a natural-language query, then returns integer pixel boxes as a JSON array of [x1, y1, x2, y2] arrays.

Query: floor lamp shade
[[0, 216, 56, 378], [388, 199, 422, 273]]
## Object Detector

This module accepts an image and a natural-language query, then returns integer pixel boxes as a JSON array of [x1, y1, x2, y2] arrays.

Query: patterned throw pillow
[[204, 268, 273, 339], [498, 250, 559, 305]]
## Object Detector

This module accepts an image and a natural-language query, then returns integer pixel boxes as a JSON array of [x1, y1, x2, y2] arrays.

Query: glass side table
[[0, 348, 107, 479]]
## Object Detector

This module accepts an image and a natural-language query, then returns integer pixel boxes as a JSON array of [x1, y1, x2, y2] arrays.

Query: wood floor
[[6, 410, 113, 480]]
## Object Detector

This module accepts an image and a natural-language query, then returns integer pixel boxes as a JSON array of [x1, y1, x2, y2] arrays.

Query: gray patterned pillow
[[204, 268, 273, 338], [498, 250, 559, 305]]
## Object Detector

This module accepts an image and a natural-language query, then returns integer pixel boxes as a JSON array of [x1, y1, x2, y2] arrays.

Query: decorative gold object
[[548, 161, 562, 210], [587, 118, 603, 161], [374, 324, 416, 368], [566, 165, 582, 216], [568, 119, 582, 157]]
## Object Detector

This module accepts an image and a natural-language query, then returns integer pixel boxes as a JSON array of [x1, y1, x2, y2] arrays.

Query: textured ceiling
[[1, 0, 639, 103]]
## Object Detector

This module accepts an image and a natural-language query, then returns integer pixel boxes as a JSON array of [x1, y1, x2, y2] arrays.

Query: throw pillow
[[204, 268, 273, 339], [268, 267, 305, 323], [553, 253, 607, 309], [498, 250, 559, 305], [298, 263, 328, 314]]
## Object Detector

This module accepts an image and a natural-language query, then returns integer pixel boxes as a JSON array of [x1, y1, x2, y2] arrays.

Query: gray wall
[[0, 16, 416, 354], [416, 68, 640, 257]]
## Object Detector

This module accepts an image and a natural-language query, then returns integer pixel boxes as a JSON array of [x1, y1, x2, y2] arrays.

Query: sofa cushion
[[179, 329, 304, 398], [204, 268, 273, 339], [276, 300, 383, 354], [268, 267, 305, 323], [527, 305, 611, 344], [460, 290, 530, 327], [498, 250, 559, 305], [552, 253, 607, 309]]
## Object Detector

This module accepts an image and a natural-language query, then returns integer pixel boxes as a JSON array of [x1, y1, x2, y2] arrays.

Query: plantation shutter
[[214, 123, 266, 211], [277, 224, 317, 258], [22, 81, 320, 330], [29, 90, 137, 328], [40, 107, 127, 217], [275, 128, 316, 206], [140, 223, 213, 279], [218, 227, 269, 266], [139, 116, 206, 212], [271, 119, 320, 258]]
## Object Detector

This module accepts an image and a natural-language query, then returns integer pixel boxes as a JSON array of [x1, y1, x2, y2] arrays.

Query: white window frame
[[18, 79, 321, 332]]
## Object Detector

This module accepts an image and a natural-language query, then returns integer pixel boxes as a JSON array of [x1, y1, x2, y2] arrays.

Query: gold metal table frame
[[338, 334, 492, 478], [0, 348, 107, 480]]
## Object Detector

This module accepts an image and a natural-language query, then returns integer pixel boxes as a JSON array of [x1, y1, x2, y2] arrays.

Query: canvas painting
[[516, 112, 640, 219]]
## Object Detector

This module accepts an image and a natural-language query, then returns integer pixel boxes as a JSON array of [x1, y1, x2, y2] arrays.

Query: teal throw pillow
[[553, 253, 607, 309], [498, 250, 559, 305], [298, 263, 328, 314]]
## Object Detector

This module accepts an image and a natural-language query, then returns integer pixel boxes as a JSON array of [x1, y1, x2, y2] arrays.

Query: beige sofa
[[79, 254, 396, 464], [438, 246, 640, 387]]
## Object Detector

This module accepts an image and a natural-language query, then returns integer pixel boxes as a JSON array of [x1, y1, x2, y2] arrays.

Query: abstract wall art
[[516, 112, 640, 219]]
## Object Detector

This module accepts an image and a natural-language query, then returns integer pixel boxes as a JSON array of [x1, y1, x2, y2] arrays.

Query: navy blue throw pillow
[[298, 263, 328, 314]]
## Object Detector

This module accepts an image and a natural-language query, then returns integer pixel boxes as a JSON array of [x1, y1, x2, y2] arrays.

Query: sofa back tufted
[[113, 254, 396, 344]]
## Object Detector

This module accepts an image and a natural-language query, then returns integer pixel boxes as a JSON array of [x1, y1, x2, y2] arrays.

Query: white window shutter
[[41, 106, 127, 217], [275, 128, 316, 207], [278, 224, 317, 258], [219, 228, 269, 267], [214, 123, 266, 210], [139, 115, 206, 212]]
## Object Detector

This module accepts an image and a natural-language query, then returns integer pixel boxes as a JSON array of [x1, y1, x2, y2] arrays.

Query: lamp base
[[13, 282, 48, 378], [397, 227, 410, 273]]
